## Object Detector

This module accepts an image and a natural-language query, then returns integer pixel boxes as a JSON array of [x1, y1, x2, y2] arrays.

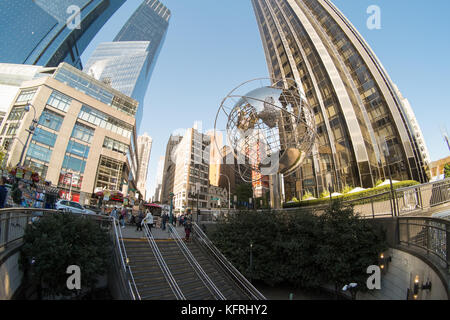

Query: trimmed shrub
[[283, 180, 420, 208]]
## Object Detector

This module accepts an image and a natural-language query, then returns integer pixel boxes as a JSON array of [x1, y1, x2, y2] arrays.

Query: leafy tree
[[19, 213, 111, 299], [210, 200, 387, 297], [444, 163, 450, 178], [233, 183, 253, 207], [315, 200, 387, 298]]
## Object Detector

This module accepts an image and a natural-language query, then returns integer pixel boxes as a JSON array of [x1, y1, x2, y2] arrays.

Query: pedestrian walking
[[136, 210, 145, 231], [0, 177, 8, 209], [142, 209, 154, 232], [120, 206, 127, 228], [184, 218, 192, 242], [161, 212, 168, 230]]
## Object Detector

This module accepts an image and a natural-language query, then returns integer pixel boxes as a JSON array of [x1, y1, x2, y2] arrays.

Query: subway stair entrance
[[121, 224, 255, 300]]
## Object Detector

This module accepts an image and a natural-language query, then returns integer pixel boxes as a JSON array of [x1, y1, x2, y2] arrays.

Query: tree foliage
[[233, 183, 253, 206], [210, 200, 387, 294], [19, 213, 111, 298], [444, 163, 450, 178]]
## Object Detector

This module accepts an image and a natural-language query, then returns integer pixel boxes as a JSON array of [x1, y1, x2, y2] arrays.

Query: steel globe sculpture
[[214, 78, 316, 183]]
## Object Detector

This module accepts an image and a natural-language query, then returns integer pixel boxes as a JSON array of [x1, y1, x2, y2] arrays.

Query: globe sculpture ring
[[214, 78, 316, 183]]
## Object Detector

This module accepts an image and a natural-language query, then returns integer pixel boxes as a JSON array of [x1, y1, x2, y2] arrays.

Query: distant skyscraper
[[251, 0, 428, 200], [137, 133, 153, 199], [0, 0, 125, 68], [153, 156, 165, 202], [84, 0, 170, 130]]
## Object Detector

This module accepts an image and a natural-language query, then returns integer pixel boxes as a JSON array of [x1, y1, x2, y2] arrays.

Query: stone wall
[[358, 248, 448, 300]]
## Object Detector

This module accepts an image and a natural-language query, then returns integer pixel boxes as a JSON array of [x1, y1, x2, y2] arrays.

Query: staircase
[[157, 240, 216, 300], [123, 236, 251, 300], [185, 241, 248, 300], [123, 239, 176, 300]]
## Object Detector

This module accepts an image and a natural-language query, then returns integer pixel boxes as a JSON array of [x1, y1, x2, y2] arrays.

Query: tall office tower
[[84, 0, 171, 130], [160, 134, 183, 204], [0, 0, 125, 68], [207, 130, 223, 187], [251, 0, 428, 199], [137, 133, 153, 199], [153, 156, 165, 202], [171, 127, 211, 213]]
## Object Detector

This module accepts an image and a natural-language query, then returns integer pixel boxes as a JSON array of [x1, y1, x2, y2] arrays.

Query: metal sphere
[[215, 78, 316, 183]]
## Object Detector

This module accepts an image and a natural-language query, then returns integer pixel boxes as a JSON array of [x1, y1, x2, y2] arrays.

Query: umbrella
[[348, 187, 366, 194]]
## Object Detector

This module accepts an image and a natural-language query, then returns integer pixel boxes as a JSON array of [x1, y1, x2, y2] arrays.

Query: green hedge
[[283, 180, 420, 208]]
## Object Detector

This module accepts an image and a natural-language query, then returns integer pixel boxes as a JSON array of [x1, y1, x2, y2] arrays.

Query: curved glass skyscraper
[[251, 0, 428, 199], [84, 0, 171, 131], [0, 0, 126, 68]]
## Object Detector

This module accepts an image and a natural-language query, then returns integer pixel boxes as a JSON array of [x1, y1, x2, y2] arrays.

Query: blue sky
[[81, 0, 450, 199]]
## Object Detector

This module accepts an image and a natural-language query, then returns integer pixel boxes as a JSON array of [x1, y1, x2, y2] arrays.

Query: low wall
[[0, 245, 23, 300], [358, 247, 448, 300]]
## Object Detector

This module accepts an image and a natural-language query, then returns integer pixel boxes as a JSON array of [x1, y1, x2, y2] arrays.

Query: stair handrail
[[142, 223, 186, 300], [192, 223, 266, 300], [168, 224, 226, 300], [112, 217, 141, 300]]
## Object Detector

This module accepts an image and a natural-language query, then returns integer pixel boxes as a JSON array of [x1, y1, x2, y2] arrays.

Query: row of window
[[78, 105, 132, 139]]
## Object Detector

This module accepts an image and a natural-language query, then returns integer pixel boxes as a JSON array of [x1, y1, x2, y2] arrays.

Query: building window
[[71, 123, 94, 143], [103, 136, 128, 154], [47, 90, 72, 112], [79, 105, 132, 139], [16, 89, 37, 103], [62, 155, 86, 173], [66, 140, 90, 158], [31, 127, 57, 147], [38, 109, 64, 131], [24, 159, 48, 178], [7, 107, 26, 121], [95, 155, 123, 191], [26, 142, 52, 163], [5, 123, 19, 136]]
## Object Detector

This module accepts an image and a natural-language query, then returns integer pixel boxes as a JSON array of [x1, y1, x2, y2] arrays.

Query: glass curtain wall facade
[[0, 0, 125, 68], [251, 0, 428, 199], [84, 0, 171, 130]]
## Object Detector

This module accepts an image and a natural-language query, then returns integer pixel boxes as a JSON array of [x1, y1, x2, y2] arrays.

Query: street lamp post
[[18, 103, 38, 166], [219, 173, 231, 209], [381, 137, 397, 217], [169, 192, 174, 225], [249, 241, 253, 283]]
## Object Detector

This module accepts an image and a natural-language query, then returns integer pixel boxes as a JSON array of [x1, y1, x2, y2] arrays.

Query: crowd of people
[[106, 206, 193, 241]]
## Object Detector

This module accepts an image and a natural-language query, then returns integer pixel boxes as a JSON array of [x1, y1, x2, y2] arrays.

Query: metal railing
[[110, 216, 140, 300], [277, 178, 450, 218], [142, 223, 185, 300], [398, 216, 450, 271], [168, 224, 226, 300], [192, 223, 266, 300], [0, 208, 56, 251]]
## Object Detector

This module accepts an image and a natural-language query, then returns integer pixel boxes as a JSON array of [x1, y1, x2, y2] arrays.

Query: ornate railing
[[398, 216, 450, 271]]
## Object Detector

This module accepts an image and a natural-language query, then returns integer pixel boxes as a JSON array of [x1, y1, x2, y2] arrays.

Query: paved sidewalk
[[120, 224, 186, 240]]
